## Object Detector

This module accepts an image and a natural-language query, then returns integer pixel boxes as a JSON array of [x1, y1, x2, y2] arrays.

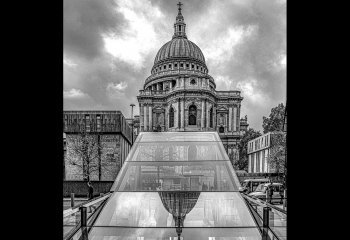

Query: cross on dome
[[177, 2, 183, 13], [173, 2, 187, 38]]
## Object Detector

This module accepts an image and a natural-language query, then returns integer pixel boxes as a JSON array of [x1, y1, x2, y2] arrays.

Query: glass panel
[[127, 141, 228, 162], [269, 208, 287, 239], [63, 226, 75, 239], [88, 227, 261, 239], [137, 132, 221, 142], [116, 161, 238, 191], [63, 211, 81, 226], [93, 192, 257, 228]]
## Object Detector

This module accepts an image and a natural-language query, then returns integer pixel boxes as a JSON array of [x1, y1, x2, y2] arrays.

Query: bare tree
[[66, 129, 100, 181], [66, 129, 117, 181]]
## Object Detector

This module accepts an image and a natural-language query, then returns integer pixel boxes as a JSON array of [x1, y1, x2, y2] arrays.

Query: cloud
[[236, 79, 269, 106], [64, 0, 124, 60], [64, 0, 286, 131], [106, 81, 128, 99], [64, 88, 87, 98], [102, 0, 166, 70], [64, 57, 78, 67]]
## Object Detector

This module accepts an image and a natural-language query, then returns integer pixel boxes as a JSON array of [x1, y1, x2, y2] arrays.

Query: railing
[[242, 194, 287, 240], [218, 131, 243, 136], [145, 69, 208, 83], [139, 87, 241, 98], [216, 91, 241, 97], [63, 192, 112, 240]]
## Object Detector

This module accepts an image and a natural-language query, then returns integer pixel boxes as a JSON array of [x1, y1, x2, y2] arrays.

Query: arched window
[[169, 107, 174, 128], [171, 80, 176, 88], [209, 107, 213, 128], [189, 105, 197, 125], [219, 126, 224, 133], [190, 79, 196, 85]]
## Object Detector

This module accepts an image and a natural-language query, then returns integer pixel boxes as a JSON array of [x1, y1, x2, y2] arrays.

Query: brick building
[[63, 111, 133, 181]]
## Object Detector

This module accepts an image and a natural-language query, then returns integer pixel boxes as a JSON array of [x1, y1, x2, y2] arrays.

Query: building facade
[[63, 111, 133, 181], [247, 131, 286, 173], [247, 132, 272, 173], [137, 3, 248, 163]]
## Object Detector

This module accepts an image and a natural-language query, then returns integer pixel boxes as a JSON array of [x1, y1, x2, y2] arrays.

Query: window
[[179, 25, 181, 31], [200, 67, 202, 71], [164, 65, 166, 69], [175, 63, 178, 68], [186, 64, 189, 68], [85, 115, 90, 132], [219, 126, 224, 133], [169, 64, 171, 69], [188, 105, 197, 125], [190, 79, 196, 85], [169, 107, 174, 128], [197, 66, 199, 69], [209, 108, 213, 128], [180, 63, 183, 68], [97, 115, 101, 131], [192, 64, 194, 69]]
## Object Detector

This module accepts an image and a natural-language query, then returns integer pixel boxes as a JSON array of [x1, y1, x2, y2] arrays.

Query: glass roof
[[84, 132, 260, 239], [94, 192, 256, 228], [137, 132, 221, 142]]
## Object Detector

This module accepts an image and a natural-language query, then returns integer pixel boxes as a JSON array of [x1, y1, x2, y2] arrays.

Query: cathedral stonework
[[137, 3, 249, 164]]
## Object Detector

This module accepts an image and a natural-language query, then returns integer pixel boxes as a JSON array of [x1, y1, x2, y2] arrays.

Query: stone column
[[233, 106, 237, 132], [213, 106, 216, 130], [237, 104, 241, 132], [206, 102, 210, 128], [140, 103, 144, 132], [177, 99, 181, 129], [149, 106, 153, 131], [181, 98, 185, 129], [156, 83, 160, 91], [144, 104, 148, 131], [201, 100, 205, 130], [228, 107, 232, 132]]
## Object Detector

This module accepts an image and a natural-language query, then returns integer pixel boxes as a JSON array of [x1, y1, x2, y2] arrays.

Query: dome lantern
[[173, 2, 187, 39]]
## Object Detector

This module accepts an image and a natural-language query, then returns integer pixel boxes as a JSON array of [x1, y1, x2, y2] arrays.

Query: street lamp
[[130, 104, 135, 144]]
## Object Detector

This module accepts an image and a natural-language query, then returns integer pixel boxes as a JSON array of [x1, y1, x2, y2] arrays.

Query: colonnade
[[140, 99, 240, 132]]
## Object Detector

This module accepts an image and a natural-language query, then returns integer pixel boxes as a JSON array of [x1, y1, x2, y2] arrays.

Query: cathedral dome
[[154, 38, 206, 66]]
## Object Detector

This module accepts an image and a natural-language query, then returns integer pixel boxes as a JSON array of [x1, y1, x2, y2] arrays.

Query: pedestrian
[[87, 181, 94, 200], [87, 181, 95, 213]]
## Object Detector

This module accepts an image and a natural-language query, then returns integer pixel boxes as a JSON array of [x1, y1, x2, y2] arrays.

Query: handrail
[[63, 193, 112, 240], [242, 194, 287, 215], [63, 193, 112, 218]]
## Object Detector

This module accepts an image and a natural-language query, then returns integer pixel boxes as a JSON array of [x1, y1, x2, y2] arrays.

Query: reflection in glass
[[88, 227, 262, 239], [128, 141, 228, 161], [138, 132, 220, 142], [159, 191, 200, 238], [117, 161, 238, 191], [93, 192, 257, 228]]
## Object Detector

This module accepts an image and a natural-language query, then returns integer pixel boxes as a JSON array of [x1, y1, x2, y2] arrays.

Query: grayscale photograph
[[63, 0, 286, 239]]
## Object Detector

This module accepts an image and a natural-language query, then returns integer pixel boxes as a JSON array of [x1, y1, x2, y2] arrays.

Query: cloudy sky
[[64, 0, 286, 132]]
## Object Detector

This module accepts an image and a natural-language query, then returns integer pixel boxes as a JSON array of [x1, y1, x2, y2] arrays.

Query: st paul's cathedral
[[137, 3, 249, 162]]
